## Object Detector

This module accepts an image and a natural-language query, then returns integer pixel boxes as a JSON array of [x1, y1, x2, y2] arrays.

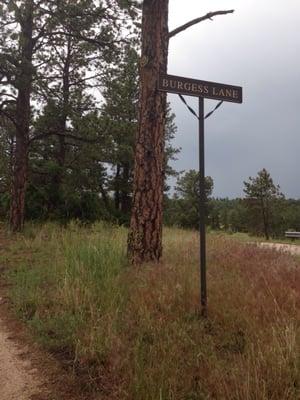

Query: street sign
[[159, 74, 242, 103], [158, 73, 243, 316]]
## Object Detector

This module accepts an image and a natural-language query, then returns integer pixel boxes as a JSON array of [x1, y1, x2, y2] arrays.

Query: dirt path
[[0, 314, 45, 400], [0, 306, 86, 400], [258, 242, 300, 256]]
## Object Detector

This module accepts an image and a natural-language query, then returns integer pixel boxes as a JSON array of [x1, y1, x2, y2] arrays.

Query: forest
[[1, 1, 299, 241]]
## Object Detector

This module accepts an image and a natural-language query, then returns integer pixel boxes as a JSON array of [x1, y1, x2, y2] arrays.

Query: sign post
[[198, 97, 207, 316], [159, 74, 242, 316]]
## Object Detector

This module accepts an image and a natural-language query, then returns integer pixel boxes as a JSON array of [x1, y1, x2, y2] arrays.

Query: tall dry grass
[[6, 223, 300, 399]]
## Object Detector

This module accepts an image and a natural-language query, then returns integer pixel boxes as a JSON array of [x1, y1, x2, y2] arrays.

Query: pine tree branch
[[69, 73, 103, 87], [0, 109, 17, 127], [169, 10, 234, 39], [1, 93, 17, 100], [29, 130, 106, 145], [0, 99, 16, 109], [49, 31, 127, 48], [29, 131, 94, 144], [6, 0, 23, 24], [0, 20, 17, 28], [32, 21, 49, 47]]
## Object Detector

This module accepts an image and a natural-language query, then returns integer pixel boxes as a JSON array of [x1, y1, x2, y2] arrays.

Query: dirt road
[[258, 242, 300, 256]]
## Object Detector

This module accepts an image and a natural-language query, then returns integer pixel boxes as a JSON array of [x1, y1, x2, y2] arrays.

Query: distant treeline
[[1, 164, 299, 239], [165, 196, 300, 239], [164, 168, 300, 240]]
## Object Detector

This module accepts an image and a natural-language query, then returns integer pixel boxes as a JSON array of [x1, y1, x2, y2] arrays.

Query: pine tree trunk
[[128, 0, 169, 264], [262, 202, 270, 240], [10, 133, 28, 231], [58, 37, 71, 175], [9, 1, 34, 232], [120, 163, 131, 214], [51, 37, 71, 212], [114, 164, 121, 211]]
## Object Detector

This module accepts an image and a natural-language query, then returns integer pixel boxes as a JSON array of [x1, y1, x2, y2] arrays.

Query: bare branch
[[169, 10, 234, 39]]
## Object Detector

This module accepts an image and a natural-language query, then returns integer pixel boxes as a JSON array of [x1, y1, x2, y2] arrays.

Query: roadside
[[0, 228, 89, 400], [225, 229, 300, 257]]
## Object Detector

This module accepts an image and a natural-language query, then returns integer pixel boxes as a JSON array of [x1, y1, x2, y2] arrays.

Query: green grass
[[3, 222, 300, 399]]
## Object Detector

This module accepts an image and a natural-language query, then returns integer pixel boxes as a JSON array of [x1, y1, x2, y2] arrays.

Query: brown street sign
[[159, 73, 243, 103]]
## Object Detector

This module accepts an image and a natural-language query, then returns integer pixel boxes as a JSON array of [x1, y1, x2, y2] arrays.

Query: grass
[[2, 222, 300, 399]]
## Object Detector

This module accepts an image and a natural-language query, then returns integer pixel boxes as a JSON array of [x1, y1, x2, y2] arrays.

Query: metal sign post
[[198, 97, 207, 316], [158, 74, 243, 315]]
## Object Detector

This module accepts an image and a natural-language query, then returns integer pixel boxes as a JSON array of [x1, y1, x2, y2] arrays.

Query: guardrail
[[285, 231, 300, 240]]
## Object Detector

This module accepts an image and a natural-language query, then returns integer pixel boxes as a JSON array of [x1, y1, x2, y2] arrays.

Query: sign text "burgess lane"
[[158, 74, 243, 103]]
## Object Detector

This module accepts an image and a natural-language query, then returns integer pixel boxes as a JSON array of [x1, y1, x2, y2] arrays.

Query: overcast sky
[[167, 0, 300, 198]]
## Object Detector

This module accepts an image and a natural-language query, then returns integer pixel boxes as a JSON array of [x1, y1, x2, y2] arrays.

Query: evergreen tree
[[101, 46, 179, 224], [0, 0, 50, 230], [243, 168, 284, 240], [0, 0, 139, 229], [164, 170, 213, 229], [101, 46, 138, 220]]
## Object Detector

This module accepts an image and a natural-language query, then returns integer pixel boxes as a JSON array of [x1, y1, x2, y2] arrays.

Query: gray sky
[[167, 0, 300, 198]]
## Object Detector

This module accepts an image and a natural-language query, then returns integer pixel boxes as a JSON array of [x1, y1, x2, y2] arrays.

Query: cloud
[[167, 0, 300, 198]]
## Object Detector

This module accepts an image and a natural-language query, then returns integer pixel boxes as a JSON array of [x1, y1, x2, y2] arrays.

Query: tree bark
[[120, 162, 131, 214], [58, 37, 72, 171], [9, 0, 34, 232], [261, 199, 270, 240], [128, 0, 169, 264], [114, 164, 121, 211], [51, 36, 72, 212]]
